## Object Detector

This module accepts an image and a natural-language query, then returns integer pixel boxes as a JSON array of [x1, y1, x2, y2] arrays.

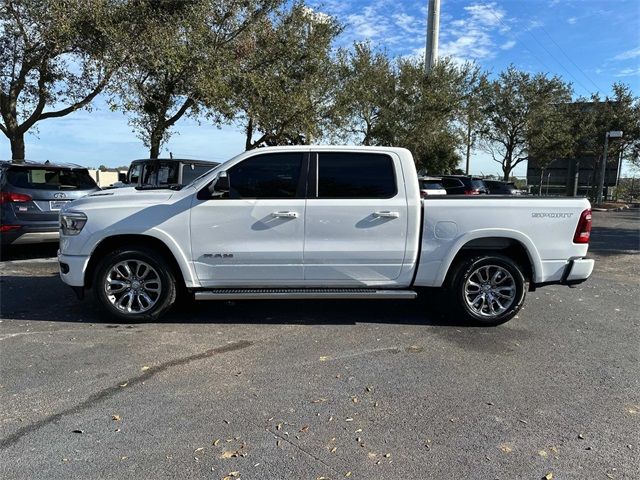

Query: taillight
[[0, 191, 32, 203], [573, 209, 592, 244], [0, 225, 21, 232], [464, 189, 480, 195]]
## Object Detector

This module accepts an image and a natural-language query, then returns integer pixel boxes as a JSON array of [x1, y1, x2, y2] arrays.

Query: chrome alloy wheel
[[464, 264, 516, 318], [104, 260, 162, 314]]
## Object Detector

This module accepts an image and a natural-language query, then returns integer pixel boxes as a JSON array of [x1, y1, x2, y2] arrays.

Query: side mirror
[[208, 171, 229, 197]]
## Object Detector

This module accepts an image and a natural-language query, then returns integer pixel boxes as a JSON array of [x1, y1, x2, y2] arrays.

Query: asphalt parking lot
[[1, 210, 639, 480]]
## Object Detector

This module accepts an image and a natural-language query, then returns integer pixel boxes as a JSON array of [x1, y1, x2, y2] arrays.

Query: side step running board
[[194, 288, 417, 301]]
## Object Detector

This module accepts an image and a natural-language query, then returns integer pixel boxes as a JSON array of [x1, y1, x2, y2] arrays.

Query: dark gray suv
[[0, 160, 99, 245]]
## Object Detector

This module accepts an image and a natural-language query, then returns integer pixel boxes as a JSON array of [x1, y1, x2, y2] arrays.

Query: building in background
[[527, 154, 620, 197]]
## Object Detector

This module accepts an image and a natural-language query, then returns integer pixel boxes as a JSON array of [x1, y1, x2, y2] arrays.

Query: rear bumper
[[0, 224, 59, 245], [533, 257, 594, 289]]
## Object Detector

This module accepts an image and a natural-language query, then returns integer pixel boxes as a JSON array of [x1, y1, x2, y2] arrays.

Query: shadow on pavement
[[590, 210, 640, 255], [0, 243, 59, 261], [0, 273, 472, 327]]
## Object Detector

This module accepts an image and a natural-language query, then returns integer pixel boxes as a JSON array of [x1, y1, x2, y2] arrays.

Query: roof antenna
[[169, 152, 174, 159]]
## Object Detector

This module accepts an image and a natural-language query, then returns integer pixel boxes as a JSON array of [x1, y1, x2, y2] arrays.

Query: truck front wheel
[[451, 254, 527, 326], [94, 247, 177, 321]]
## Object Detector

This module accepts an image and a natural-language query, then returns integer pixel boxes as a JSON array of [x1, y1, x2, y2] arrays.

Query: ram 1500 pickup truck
[[58, 146, 594, 325]]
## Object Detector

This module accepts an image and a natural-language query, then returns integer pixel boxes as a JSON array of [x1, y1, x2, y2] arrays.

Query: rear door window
[[317, 153, 396, 199], [6, 167, 97, 190]]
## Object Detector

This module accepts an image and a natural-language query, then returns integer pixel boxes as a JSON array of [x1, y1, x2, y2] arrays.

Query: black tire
[[449, 254, 527, 326], [93, 246, 177, 321]]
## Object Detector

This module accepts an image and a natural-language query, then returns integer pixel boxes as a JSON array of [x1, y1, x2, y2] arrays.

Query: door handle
[[373, 210, 400, 218], [272, 211, 299, 219]]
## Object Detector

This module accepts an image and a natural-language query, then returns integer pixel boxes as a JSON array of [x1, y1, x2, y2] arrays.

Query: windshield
[[6, 167, 97, 190], [470, 179, 486, 189]]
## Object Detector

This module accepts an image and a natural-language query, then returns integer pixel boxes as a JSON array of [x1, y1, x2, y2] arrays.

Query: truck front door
[[190, 152, 307, 286]]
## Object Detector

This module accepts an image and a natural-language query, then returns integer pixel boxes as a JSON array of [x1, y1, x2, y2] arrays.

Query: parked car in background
[[123, 158, 219, 188], [1, 160, 99, 245], [484, 180, 524, 195], [419, 176, 447, 197], [440, 175, 489, 195]]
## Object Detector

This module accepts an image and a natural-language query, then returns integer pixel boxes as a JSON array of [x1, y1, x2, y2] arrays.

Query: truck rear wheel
[[450, 254, 527, 326], [94, 247, 177, 321]]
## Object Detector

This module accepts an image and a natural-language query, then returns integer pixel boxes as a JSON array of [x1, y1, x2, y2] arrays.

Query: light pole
[[596, 130, 623, 206], [425, 0, 440, 74]]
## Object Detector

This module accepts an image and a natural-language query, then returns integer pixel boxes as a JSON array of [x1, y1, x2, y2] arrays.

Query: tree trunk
[[10, 133, 26, 161], [149, 128, 162, 158], [245, 117, 254, 150]]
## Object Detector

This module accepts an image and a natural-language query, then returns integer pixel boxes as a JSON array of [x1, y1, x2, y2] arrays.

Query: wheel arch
[[438, 230, 542, 288], [84, 234, 195, 290]]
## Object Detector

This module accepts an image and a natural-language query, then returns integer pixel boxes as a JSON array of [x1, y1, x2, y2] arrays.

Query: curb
[[592, 205, 630, 212]]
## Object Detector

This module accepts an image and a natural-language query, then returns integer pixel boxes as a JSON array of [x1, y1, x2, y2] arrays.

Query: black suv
[[439, 175, 489, 195], [483, 180, 523, 195], [1, 160, 99, 245], [123, 158, 219, 188]]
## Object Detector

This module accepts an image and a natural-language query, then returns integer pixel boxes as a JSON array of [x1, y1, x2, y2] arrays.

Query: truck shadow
[[0, 274, 472, 327]]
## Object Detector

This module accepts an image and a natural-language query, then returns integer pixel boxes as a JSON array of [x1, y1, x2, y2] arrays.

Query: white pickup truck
[[58, 146, 594, 325]]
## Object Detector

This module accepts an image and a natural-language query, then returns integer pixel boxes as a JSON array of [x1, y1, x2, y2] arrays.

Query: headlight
[[60, 211, 87, 236]]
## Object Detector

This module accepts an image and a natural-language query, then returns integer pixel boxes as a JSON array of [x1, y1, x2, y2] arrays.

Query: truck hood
[[62, 186, 177, 212]]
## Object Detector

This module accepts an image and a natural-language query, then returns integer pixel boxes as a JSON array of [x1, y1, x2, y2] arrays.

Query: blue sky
[[2, 0, 639, 176]]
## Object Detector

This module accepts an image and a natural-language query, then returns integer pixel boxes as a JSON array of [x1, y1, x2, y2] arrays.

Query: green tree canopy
[[109, 0, 282, 158], [227, 3, 342, 150], [0, 0, 128, 160], [478, 65, 574, 181]]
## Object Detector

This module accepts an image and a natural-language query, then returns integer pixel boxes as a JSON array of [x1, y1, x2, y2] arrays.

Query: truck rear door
[[303, 152, 408, 283]]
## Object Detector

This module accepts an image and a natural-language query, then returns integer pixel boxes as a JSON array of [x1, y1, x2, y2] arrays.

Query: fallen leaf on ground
[[221, 451, 238, 459], [141, 366, 150, 371], [213, 439, 220, 446], [538, 450, 547, 457], [194, 448, 204, 453], [311, 398, 327, 404], [345, 418, 353, 422], [499, 444, 512, 453], [543, 473, 553, 480], [352, 396, 358, 403], [300, 425, 309, 432], [112, 415, 121, 421], [365, 386, 373, 392], [578, 434, 585, 439], [319, 356, 330, 362], [330, 447, 337, 453], [345, 472, 352, 477], [119, 382, 128, 387], [383, 453, 391, 458]]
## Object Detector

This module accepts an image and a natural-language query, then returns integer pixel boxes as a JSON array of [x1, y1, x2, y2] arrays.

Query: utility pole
[[596, 130, 623, 206], [425, 0, 441, 74]]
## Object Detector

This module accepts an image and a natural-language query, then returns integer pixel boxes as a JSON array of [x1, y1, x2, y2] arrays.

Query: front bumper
[[58, 251, 90, 287]]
